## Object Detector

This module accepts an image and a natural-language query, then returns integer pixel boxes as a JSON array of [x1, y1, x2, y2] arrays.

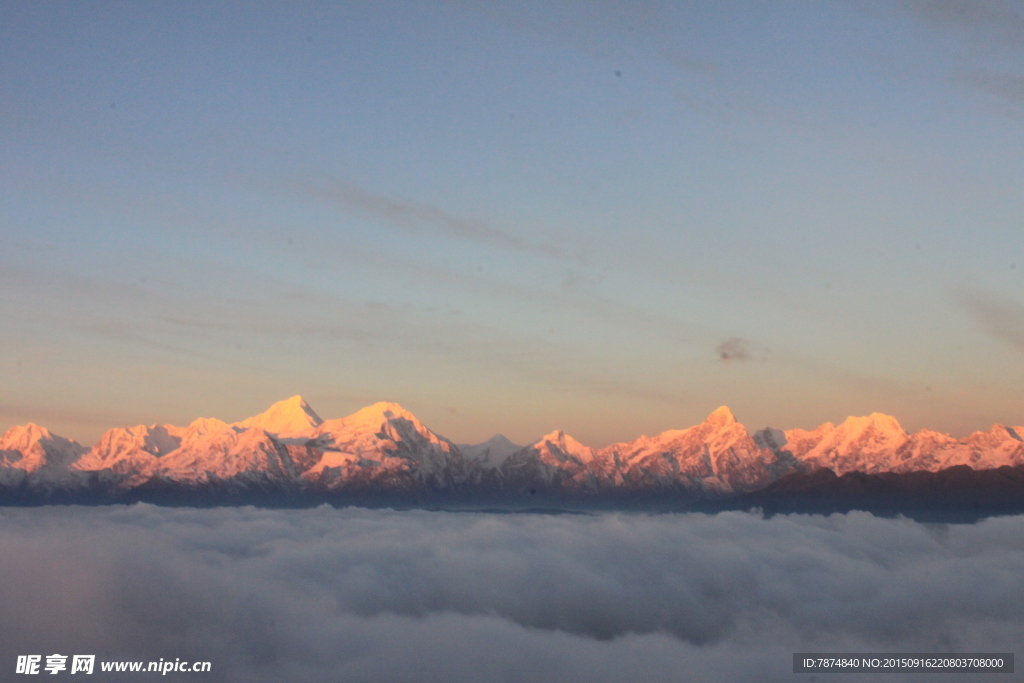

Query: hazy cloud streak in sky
[[959, 289, 1024, 352], [716, 337, 751, 363], [895, 0, 1024, 107], [957, 68, 1024, 104], [898, 0, 1024, 44], [291, 177, 569, 260]]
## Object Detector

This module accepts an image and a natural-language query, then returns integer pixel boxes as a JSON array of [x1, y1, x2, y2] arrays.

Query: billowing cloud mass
[[0, 507, 1022, 682]]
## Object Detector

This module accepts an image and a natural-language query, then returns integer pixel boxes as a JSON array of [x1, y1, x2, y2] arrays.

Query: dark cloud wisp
[[716, 336, 751, 362], [959, 289, 1024, 351], [293, 177, 568, 260]]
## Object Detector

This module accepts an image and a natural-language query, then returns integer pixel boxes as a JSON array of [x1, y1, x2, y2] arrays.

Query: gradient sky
[[2, 1, 1022, 447]]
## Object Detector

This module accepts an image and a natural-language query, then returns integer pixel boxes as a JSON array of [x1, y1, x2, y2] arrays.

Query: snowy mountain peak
[[0, 422, 54, 447], [978, 424, 1022, 442], [705, 406, 737, 427], [0, 423, 84, 456], [537, 429, 578, 446], [837, 413, 906, 438], [962, 424, 1024, 450], [334, 402, 419, 429], [783, 413, 910, 475], [187, 416, 231, 435], [315, 401, 445, 448], [535, 430, 594, 461], [238, 395, 323, 437], [0, 423, 86, 474], [480, 434, 518, 449], [459, 434, 522, 463], [456, 435, 520, 469]]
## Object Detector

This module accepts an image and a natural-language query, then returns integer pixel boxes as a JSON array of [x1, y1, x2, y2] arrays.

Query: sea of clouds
[[0, 505, 1021, 682]]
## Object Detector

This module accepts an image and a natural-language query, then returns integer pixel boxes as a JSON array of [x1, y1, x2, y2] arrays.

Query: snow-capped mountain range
[[1, 396, 1022, 500]]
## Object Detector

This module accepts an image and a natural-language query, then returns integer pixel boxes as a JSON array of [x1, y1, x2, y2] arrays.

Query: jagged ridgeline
[[2, 396, 1023, 515]]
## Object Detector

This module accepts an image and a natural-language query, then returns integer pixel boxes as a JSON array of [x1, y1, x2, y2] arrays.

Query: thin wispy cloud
[[894, 0, 1024, 108], [291, 177, 569, 260], [898, 0, 1024, 44], [957, 67, 1024, 104], [958, 288, 1024, 352], [715, 337, 751, 363], [311, 241, 694, 345]]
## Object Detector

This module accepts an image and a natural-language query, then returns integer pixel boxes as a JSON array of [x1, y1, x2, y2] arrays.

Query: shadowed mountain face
[[700, 464, 1024, 522], [1, 397, 1023, 510]]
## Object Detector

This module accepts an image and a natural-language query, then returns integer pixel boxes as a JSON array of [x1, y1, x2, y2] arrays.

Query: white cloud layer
[[0, 506, 1022, 682]]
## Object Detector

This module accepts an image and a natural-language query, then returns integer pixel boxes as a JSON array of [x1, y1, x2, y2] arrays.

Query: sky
[[1, 1, 1022, 447]]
